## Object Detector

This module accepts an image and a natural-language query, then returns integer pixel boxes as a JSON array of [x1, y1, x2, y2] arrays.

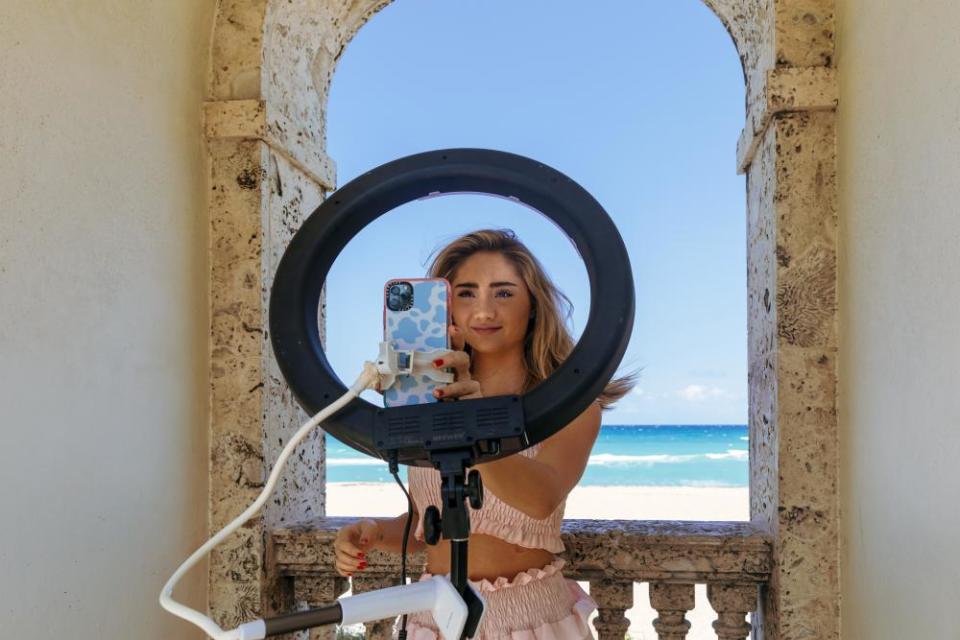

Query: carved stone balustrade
[[650, 583, 695, 640], [269, 518, 772, 640]]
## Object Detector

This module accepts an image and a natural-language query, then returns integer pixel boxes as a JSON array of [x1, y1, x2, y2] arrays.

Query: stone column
[[650, 582, 696, 640], [205, 98, 335, 628], [738, 3, 840, 638], [204, 0, 362, 629], [588, 579, 633, 640], [708, 583, 758, 640]]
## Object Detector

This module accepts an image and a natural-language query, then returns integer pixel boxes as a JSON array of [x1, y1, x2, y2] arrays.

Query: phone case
[[382, 278, 451, 407]]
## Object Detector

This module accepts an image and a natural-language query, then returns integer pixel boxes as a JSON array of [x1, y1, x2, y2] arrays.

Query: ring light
[[269, 148, 634, 466]]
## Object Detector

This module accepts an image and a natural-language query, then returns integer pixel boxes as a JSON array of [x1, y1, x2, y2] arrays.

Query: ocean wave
[[589, 450, 748, 466], [329, 450, 750, 467], [739, 436, 749, 441], [679, 480, 744, 488], [704, 449, 749, 461], [327, 457, 386, 466], [590, 453, 698, 465]]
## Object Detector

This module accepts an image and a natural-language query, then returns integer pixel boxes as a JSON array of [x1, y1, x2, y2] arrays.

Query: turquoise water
[[326, 425, 748, 487]]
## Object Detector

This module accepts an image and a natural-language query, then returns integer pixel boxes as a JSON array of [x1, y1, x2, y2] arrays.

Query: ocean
[[325, 425, 748, 488]]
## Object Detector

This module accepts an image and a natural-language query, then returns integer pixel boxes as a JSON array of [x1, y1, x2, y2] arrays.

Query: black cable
[[388, 452, 413, 640]]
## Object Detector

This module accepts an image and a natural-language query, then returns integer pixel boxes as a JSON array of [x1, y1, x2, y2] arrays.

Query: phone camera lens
[[386, 282, 414, 311]]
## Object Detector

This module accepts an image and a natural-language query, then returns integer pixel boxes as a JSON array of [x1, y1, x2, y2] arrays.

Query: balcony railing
[[269, 518, 772, 640]]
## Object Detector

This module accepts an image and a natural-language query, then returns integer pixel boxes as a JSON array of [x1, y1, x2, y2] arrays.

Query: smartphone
[[382, 277, 451, 407]]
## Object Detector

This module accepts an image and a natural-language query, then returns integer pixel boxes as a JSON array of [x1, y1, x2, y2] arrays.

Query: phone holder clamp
[[375, 341, 455, 391]]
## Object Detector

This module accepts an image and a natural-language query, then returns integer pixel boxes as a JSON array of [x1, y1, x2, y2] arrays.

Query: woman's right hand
[[432, 325, 483, 401], [333, 518, 381, 577]]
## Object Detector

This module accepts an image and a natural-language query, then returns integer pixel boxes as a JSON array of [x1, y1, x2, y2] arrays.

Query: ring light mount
[[159, 150, 635, 640], [269, 148, 634, 470]]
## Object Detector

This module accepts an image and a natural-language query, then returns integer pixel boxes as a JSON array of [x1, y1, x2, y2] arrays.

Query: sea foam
[[589, 450, 747, 465]]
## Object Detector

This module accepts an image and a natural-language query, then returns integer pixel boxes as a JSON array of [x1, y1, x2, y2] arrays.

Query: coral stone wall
[[205, 2, 840, 638]]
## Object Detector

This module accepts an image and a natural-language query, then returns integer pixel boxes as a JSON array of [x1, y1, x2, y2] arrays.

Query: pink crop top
[[407, 442, 566, 553]]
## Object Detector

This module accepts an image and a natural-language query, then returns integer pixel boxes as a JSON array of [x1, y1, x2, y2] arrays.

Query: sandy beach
[[327, 482, 749, 521], [328, 482, 749, 639]]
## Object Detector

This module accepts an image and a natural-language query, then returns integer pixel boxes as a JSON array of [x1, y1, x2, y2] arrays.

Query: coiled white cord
[[160, 361, 382, 640]]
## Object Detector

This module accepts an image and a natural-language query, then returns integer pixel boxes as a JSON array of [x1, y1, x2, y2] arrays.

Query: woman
[[334, 229, 635, 639]]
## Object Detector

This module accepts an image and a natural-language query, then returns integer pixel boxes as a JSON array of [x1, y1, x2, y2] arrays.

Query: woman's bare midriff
[[424, 532, 556, 582]]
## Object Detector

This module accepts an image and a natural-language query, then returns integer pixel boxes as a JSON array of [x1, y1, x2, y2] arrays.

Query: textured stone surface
[[590, 579, 634, 640], [269, 518, 772, 582], [746, 106, 839, 640], [769, 112, 839, 640], [742, 8, 838, 639], [206, 2, 841, 639], [748, 119, 780, 533], [708, 583, 757, 640], [737, 66, 838, 172], [208, 138, 270, 627], [650, 582, 696, 639], [204, 99, 336, 188], [206, 92, 330, 631], [261, 148, 328, 534], [210, 1, 268, 100], [270, 519, 771, 639], [561, 520, 773, 583], [774, 1, 834, 68]]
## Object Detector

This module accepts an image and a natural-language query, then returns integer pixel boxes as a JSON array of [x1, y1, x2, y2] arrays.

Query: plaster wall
[[0, 2, 214, 638], [836, 2, 960, 637]]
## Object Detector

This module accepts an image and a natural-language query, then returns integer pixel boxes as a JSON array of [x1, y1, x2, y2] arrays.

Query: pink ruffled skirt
[[392, 557, 596, 640]]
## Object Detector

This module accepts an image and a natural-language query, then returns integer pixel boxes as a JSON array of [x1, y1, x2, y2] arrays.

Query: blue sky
[[323, 0, 747, 425]]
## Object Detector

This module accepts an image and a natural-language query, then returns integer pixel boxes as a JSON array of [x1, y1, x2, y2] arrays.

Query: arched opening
[[324, 0, 748, 517], [204, 1, 840, 637], [322, 3, 747, 637]]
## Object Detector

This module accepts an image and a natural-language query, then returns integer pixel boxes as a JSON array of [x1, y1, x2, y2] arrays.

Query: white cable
[[160, 361, 382, 640]]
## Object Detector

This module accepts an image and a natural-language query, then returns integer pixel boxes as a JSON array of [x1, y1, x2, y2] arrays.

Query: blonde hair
[[427, 228, 637, 410]]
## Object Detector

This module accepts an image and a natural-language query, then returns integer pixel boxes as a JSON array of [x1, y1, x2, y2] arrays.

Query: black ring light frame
[[270, 148, 634, 469], [267, 149, 633, 638]]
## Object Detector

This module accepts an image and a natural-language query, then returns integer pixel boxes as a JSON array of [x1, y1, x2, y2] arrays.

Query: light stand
[[423, 449, 487, 638], [162, 149, 635, 640], [253, 450, 487, 640], [256, 147, 635, 640]]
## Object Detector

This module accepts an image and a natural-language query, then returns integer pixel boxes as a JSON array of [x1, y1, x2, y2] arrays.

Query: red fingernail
[[357, 551, 365, 558], [435, 389, 444, 397], [433, 358, 443, 367], [359, 562, 367, 569]]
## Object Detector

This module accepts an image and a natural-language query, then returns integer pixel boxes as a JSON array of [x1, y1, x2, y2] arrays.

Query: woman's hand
[[432, 325, 483, 401], [333, 518, 381, 577]]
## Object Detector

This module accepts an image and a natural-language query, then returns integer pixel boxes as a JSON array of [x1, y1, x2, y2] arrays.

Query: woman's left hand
[[432, 325, 483, 401]]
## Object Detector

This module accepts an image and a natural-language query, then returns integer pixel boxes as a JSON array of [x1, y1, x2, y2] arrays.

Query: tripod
[[256, 448, 486, 640]]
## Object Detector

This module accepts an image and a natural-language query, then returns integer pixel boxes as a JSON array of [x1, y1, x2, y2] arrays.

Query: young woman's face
[[450, 251, 533, 354]]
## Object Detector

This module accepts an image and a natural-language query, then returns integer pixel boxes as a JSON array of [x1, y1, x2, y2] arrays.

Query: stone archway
[[204, 1, 838, 637]]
